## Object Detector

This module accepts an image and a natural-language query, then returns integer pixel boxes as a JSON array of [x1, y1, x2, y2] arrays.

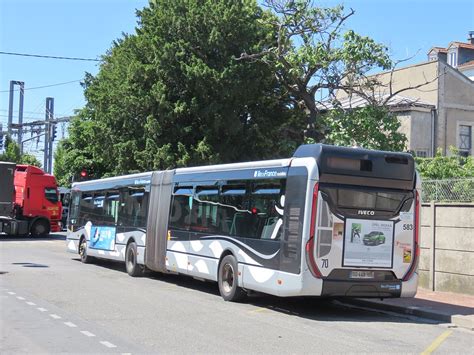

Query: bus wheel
[[125, 242, 142, 277], [218, 255, 246, 302], [79, 238, 92, 264], [30, 219, 50, 237]]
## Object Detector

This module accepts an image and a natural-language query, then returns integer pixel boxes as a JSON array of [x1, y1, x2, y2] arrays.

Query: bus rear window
[[323, 187, 410, 212]]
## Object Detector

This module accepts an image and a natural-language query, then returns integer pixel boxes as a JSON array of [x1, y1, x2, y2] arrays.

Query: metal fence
[[421, 178, 474, 203]]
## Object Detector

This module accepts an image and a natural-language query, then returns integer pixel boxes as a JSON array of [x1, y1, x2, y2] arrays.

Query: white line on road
[[50, 314, 62, 319], [7, 292, 15, 295], [80, 331, 96, 337], [26, 301, 36, 306], [16, 296, 25, 300], [64, 321, 77, 328], [37, 307, 48, 312], [100, 341, 117, 348]]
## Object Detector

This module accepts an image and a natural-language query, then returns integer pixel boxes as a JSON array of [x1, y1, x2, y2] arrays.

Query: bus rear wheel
[[218, 255, 246, 302], [125, 242, 143, 277], [30, 219, 50, 237]]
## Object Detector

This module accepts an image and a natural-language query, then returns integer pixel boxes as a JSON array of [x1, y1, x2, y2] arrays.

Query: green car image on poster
[[362, 231, 386, 246]]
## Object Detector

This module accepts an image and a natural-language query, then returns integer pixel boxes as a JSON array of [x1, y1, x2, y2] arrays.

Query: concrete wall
[[419, 203, 474, 295]]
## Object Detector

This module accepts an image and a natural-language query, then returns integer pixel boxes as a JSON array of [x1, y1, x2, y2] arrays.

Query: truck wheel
[[30, 219, 50, 237], [79, 238, 92, 264], [218, 255, 246, 302], [125, 242, 143, 277]]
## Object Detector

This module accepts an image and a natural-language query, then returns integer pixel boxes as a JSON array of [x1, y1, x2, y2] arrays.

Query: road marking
[[64, 321, 77, 328], [249, 307, 268, 313], [16, 296, 25, 300], [7, 292, 15, 295], [50, 314, 62, 319], [421, 330, 453, 355], [37, 307, 48, 312], [26, 301, 36, 306], [80, 331, 96, 337], [100, 341, 117, 348]]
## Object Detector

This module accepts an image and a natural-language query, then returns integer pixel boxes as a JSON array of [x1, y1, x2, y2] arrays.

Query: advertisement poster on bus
[[343, 219, 394, 267], [89, 226, 116, 251]]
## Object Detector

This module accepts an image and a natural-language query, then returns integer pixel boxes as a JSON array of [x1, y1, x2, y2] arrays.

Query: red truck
[[0, 162, 62, 236]]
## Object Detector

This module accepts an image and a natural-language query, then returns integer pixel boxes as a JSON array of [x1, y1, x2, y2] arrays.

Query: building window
[[459, 125, 472, 156], [428, 54, 437, 62], [416, 150, 428, 158], [449, 51, 457, 67]]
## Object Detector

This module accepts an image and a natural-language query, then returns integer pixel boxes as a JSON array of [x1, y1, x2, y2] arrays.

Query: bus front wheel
[[79, 238, 92, 264], [125, 242, 142, 277], [218, 255, 246, 302]]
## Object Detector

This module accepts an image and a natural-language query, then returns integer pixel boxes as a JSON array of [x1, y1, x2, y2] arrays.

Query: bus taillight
[[403, 190, 420, 281], [306, 182, 322, 278]]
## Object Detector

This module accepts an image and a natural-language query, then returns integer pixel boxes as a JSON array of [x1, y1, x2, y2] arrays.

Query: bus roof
[[71, 171, 153, 192], [175, 158, 291, 175]]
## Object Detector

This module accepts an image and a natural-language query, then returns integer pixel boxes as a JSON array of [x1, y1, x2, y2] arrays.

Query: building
[[333, 32, 474, 157]]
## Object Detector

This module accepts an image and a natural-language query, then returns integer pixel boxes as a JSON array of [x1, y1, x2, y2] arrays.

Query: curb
[[341, 298, 474, 330]]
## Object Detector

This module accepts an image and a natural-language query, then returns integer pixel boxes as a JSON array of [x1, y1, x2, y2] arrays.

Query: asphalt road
[[1, 233, 472, 354]]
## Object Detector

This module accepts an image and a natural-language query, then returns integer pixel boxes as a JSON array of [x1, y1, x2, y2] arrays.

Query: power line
[[0, 51, 101, 62], [0, 80, 82, 93]]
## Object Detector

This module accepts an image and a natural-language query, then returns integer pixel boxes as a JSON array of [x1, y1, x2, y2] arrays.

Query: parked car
[[363, 231, 386, 246]]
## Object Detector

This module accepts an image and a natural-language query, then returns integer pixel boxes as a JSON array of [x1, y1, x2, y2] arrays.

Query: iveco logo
[[358, 210, 375, 216]]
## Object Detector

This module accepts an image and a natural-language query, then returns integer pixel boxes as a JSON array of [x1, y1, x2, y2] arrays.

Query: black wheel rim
[[79, 240, 86, 258], [127, 248, 135, 270], [222, 263, 234, 294]]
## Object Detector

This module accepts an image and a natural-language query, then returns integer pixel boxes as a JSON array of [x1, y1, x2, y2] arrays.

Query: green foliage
[[415, 148, 474, 179], [60, 0, 304, 181], [416, 148, 474, 202], [323, 106, 407, 151], [0, 135, 42, 167]]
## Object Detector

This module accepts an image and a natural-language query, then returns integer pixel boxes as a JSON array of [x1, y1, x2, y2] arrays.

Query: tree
[[238, 0, 392, 141], [323, 105, 407, 151], [0, 135, 42, 167], [61, 0, 304, 181], [415, 148, 474, 180]]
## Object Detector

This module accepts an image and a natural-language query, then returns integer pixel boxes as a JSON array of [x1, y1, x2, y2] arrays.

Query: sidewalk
[[343, 288, 474, 330]]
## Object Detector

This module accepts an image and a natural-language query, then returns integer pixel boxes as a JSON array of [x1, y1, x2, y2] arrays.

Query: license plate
[[350, 271, 374, 279]]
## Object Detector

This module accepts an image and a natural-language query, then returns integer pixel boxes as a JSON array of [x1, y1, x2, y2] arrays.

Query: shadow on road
[[0, 233, 66, 242], [72, 257, 442, 326]]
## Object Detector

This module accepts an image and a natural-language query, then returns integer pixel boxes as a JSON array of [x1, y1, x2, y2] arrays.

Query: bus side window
[[118, 187, 148, 228], [248, 179, 286, 240], [79, 193, 93, 226], [92, 193, 105, 225], [104, 191, 120, 225], [191, 186, 219, 233], [219, 183, 247, 237], [169, 186, 193, 231], [69, 191, 80, 223]]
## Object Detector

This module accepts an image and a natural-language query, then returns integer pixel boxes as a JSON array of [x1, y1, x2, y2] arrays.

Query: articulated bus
[[67, 144, 420, 301]]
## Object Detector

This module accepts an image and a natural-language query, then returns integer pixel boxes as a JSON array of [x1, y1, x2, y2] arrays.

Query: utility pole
[[43, 97, 54, 173], [7, 81, 25, 151]]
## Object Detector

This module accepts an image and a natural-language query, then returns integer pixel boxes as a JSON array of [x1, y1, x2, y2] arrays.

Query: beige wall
[[395, 110, 433, 155], [440, 62, 474, 155], [374, 61, 439, 105], [419, 203, 474, 295], [445, 108, 474, 155]]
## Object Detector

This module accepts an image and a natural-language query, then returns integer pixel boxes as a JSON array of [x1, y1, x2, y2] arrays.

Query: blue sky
[[0, 0, 473, 159]]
